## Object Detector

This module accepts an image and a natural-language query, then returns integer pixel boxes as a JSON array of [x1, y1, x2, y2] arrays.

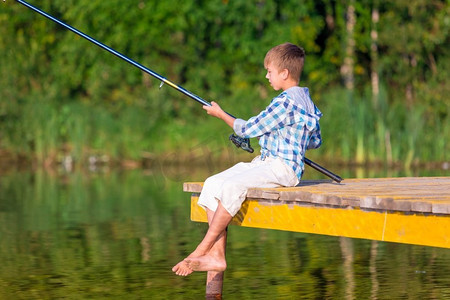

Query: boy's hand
[[203, 101, 224, 119], [203, 101, 236, 128]]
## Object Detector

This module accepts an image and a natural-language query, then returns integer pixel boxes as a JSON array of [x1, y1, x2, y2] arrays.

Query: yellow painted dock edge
[[190, 194, 450, 249]]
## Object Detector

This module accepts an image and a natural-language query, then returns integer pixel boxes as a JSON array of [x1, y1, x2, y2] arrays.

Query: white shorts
[[197, 156, 299, 216]]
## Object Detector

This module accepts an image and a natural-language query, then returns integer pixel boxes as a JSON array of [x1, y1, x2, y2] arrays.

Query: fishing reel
[[229, 134, 254, 153]]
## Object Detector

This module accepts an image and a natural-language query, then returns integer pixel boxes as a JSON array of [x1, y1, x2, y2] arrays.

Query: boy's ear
[[281, 68, 290, 80]]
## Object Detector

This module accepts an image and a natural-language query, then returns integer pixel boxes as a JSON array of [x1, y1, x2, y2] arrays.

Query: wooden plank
[[183, 182, 203, 193], [183, 177, 450, 214], [432, 202, 450, 214], [360, 196, 412, 212]]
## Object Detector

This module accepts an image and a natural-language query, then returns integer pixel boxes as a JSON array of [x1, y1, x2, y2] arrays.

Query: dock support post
[[206, 271, 224, 299], [205, 226, 227, 299]]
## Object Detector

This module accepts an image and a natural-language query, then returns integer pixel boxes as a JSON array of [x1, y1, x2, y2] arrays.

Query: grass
[[0, 85, 448, 168], [315, 85, 448, 167]]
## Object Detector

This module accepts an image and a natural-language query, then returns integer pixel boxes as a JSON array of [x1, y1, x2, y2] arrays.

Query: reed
[[0, 85, 447, 167], [318, 85, 448, 166]]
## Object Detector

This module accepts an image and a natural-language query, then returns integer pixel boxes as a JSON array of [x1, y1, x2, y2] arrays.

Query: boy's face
[[265, 62, 287, 91]]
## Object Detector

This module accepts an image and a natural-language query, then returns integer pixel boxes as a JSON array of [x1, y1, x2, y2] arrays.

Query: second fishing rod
[[12, 0, 342, 183]]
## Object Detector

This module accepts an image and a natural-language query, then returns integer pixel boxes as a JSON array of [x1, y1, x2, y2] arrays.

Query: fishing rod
[[9, 0, 342, 183]]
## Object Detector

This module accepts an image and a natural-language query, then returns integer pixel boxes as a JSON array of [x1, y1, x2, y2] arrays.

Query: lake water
[[0, 163, 449, 299]]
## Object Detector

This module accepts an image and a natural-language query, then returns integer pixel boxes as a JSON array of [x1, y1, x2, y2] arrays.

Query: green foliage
[[0, 0, 448, 166]]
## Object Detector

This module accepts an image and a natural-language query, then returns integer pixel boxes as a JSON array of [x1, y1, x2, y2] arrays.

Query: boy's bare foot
[[172, 260, 193, 276], [185, 254, 227, 272]]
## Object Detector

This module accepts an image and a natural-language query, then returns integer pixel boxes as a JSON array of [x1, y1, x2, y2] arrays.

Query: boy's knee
[[204, 176, 222, 188], [203, 177, 227, 195]]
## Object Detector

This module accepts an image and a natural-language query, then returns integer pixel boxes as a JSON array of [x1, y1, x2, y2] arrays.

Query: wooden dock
[[184, 177, 450, 249]]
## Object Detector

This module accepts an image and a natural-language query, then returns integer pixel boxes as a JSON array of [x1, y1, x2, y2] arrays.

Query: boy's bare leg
[[187, 205, 228, 272], [172, 202, 231, 276]]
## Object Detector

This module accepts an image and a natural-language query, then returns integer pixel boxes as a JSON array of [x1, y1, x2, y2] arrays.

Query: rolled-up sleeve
[[233, 118, 248, 136]]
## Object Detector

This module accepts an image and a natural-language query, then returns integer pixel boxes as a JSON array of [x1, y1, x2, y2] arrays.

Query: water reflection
[[0, 166, 449, 299], [340, 237, 354, 299], [370, 240, 379, 300]]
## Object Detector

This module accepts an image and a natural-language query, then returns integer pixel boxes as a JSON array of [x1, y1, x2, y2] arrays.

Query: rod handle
[[304, 157, 343, 183]]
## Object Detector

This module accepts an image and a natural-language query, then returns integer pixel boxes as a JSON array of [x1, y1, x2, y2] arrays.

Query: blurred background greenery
[[0, 0, 448, 169]]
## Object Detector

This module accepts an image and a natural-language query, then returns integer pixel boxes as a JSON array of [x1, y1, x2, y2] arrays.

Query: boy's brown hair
[[264, 43, 305, 82]]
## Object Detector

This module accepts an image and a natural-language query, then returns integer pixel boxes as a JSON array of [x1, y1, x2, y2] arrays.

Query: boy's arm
[[233, 97, 292, 138], [203, 101, 235, 128]]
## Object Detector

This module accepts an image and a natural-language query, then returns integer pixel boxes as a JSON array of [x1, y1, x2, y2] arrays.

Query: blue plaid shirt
[[233, 86, 322, 180]]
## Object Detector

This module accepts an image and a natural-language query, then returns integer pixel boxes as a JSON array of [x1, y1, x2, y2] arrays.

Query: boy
[[172, 42, 322, 276]]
